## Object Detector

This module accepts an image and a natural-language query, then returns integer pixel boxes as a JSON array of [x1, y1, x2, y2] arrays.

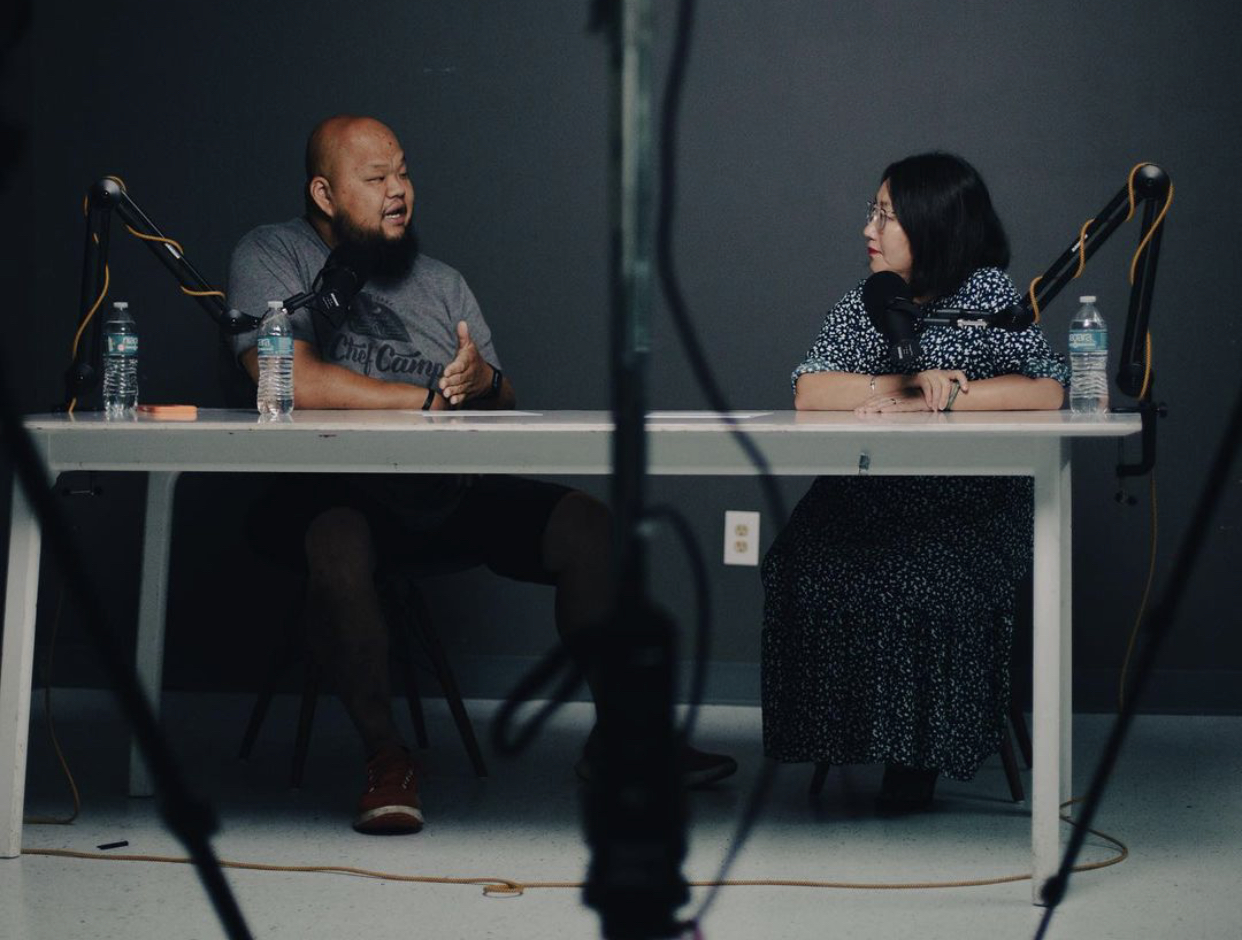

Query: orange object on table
[[136, 404, 198, 420]]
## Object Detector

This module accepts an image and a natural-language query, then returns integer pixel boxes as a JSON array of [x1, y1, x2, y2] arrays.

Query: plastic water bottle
[[1069, 295, 1109, 414], [256, 301, 294, 417], [102, 301, 139, 417]]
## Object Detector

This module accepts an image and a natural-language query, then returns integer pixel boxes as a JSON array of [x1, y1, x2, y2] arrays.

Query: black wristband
[[422, 386, 436, 411], [487, 366, 503, 399]]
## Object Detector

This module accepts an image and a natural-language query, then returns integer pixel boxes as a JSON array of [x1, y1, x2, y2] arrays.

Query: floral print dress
[[760, 267, 1069, 780]]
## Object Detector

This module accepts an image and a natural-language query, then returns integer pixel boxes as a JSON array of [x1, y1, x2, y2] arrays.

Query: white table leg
[[1031, 443, 1065, 903], [1, 478, 42, 858], [128, 471, 179, 798], [1059, 444, 1073, 806]]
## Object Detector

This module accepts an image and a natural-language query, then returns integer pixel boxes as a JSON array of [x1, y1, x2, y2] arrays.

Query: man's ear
[[309, 176, 333, 217]]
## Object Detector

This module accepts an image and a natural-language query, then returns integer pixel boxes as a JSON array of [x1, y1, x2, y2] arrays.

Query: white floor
[[4, 690, 1240, 940]]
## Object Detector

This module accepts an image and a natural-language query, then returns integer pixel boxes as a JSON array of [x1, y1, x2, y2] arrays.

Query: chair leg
[[1009, 703, 1033, 769], [1011, 570, 1035, 771], [809, 761, 831, 796], [999, 724, 1025, 803], [291, 664, 321, 790], [239, 676, 277, 762], [389, 609, 430, 749], [240, 592, 306, 761], [408, 587, 488, 778]]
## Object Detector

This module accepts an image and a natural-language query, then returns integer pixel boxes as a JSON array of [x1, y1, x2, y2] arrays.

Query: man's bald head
[[305, 115, 398, 180], [303, 115, 405, 218], [301, 114, 416, 259]]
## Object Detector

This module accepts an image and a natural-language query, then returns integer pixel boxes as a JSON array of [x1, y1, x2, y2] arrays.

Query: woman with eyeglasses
[[761, 152, 1069, 812]]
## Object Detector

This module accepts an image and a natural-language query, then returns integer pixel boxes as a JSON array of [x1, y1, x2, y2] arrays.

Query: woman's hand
[[854, 369, 969, 414], [854, 388, 928, 414], [912, 369, 969, 411]]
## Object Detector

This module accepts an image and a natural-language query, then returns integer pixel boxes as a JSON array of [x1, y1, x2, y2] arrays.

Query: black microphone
[[863, 271, 922, 364], [305, 242, 372, 329], [213, 245, 375, 337], [274, 243, 374, 330], [864, 271, 1037, 366]]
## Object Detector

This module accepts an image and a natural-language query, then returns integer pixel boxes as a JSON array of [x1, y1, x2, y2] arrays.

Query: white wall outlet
[[724, 510, 760, 566]]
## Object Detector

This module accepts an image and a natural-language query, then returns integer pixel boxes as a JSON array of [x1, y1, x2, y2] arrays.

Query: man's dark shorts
[[251, 473, 571, 586]]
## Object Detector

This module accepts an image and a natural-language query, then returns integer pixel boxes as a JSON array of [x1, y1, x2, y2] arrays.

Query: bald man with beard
[[227, 115, 737, 835]]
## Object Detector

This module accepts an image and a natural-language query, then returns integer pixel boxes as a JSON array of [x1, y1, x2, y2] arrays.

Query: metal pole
[[610, 0, 654, 592], [586, 2, 689, 937]]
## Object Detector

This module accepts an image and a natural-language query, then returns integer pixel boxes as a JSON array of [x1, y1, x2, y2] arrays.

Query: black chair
[[238, 562, 488, 787], [222, 347, 488, 786]]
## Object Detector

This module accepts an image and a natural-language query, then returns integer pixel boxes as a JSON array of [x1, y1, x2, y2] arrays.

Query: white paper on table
[[400, 410, 545, 416], [646, 411, 772, 420]]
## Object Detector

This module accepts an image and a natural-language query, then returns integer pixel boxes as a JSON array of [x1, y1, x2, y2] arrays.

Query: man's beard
[[329, 212, 420, 281]]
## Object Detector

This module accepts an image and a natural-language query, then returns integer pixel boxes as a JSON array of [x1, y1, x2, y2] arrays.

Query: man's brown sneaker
[[354, 745, 424, 834]]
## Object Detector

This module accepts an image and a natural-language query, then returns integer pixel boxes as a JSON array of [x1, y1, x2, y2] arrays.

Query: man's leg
[[539, 490, 614, 639], [304, 506, 401, 754], [303, 506, 422, 833]]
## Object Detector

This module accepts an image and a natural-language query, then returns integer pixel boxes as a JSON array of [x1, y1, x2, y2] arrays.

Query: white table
[[1, 408, 1139, 901]]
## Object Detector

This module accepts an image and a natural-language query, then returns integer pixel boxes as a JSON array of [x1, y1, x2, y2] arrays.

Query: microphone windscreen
[[862, 271, 909, 320], [320, 242, 373, 299], [305, 243, 375, 329], [862, 272, 922, 364]]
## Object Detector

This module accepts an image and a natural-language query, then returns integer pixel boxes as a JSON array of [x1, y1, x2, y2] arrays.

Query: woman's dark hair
[[882, 152, 1010, 300]]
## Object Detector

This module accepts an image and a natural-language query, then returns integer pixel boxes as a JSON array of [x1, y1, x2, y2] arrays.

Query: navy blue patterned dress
[[761, 268, 1070, 780]]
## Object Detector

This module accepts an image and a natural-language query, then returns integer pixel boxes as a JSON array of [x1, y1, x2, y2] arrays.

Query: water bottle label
[[1069, 329, 1107, 353], [106, 334, 138, 356], [257, 336, 294, 357]]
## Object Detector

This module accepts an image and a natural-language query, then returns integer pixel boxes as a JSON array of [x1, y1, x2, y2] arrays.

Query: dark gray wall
[[3, 1, 1240, 710]]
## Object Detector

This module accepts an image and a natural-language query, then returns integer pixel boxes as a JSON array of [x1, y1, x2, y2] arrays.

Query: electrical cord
[[66, 257, 108, 416], [651, 0, 792, 927], [22, 575, 82, 826], [19, 799, 1126, 897], [491, 644, 585, 757], [653, 0, 788, 531]]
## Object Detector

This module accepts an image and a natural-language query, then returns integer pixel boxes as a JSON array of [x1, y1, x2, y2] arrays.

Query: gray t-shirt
[[227, 216, 501, 382], [226, 217, 501, 529]]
